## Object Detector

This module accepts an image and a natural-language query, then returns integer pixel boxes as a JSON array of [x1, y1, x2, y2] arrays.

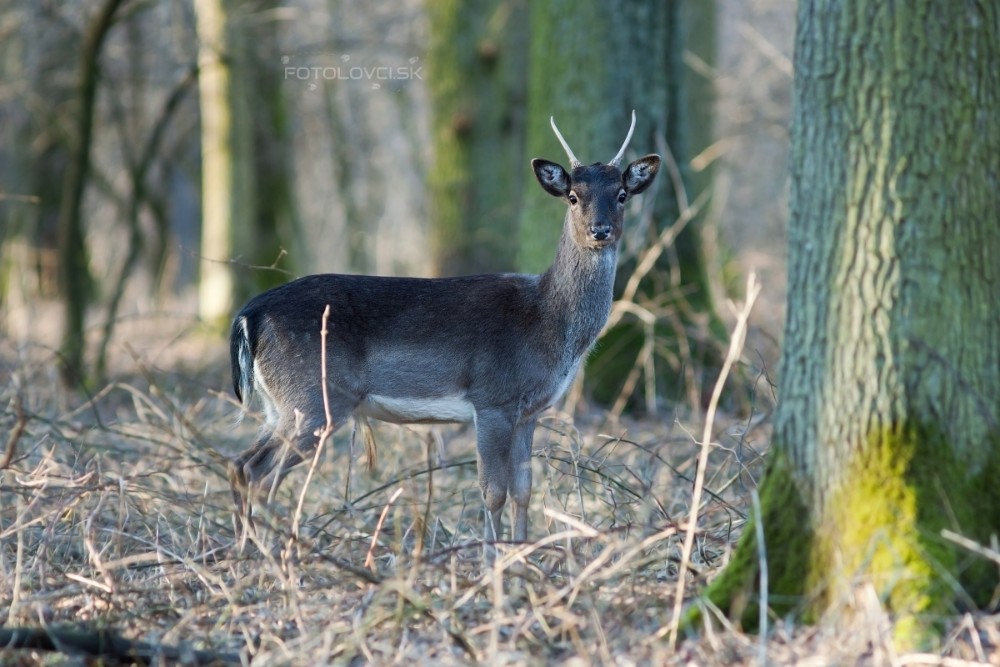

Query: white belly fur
[[359, 394, 475, 424]]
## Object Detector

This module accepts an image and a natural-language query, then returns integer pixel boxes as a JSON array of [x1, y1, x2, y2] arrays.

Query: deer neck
[[538, 219, 618, 360]]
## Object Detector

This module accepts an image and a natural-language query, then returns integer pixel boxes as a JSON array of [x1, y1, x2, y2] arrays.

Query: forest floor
[[1, 318, 998, 666]]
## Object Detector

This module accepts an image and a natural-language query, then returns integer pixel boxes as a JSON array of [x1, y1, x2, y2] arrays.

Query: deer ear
[[532, 159, 571, 198], [623, 154, 660, 195]]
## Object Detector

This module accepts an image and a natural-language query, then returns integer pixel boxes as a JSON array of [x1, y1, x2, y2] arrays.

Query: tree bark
[[705, 0, 1000, 648], [427, 0, 528, 276]]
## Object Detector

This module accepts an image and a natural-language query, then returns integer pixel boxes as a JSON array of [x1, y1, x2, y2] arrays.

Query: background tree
[[427, 0, 528, 275], [245, 2, 300, 292], [0, 2, 33, 272], [680, 0, 720, 305], [521, 0, 717, 412], [56, 0, 130, 387], [317, 0, 430, 277], [194, 0, 255, 329], [705, 0, 1000, 647], [0, 1, 67, 341]]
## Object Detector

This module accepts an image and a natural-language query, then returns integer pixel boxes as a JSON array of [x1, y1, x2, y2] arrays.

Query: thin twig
[[1, 394, 27, 470], [417, 433, 435, 558], [293, 305, 335, 540], [8, 494, 25, 624], [666, 273, 761, 647], [941, 529, 1000, 566], [607, 188, 710, 330], [365, 487, 404, 571], [0, 193, 41, 203]]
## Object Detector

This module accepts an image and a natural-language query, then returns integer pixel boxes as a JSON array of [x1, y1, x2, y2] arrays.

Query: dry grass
[[1, 328, 997, 666]]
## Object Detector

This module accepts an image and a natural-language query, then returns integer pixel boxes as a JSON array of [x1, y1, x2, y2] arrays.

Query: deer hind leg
[[230, 427, 297, 551], [229, 409, 324, 551]]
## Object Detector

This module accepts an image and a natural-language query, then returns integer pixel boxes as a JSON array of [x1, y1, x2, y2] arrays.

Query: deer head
[[532, 111, 661, 250]]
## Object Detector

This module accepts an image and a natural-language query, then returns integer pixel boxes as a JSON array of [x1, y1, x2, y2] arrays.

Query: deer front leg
[[509, 419, 535, 544], [474, 409, 514, 558]]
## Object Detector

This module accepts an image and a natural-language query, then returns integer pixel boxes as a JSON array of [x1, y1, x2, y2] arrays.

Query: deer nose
[[590, 223, 612, 241]]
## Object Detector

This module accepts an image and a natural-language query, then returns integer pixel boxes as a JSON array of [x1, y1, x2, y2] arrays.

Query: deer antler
[[550, 116, 582, 169], [608, 110, 636, 168]]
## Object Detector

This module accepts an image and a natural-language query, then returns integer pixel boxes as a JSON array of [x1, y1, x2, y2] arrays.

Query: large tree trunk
[[706, 0, 1000, 648], [427, 0, 528, 276]]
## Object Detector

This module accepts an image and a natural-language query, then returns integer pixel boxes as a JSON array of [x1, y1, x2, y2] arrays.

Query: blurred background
[[0, 0, 792, 414]]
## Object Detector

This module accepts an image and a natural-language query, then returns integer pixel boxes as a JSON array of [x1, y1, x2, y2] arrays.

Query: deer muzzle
[[590, 223, 612, 241]]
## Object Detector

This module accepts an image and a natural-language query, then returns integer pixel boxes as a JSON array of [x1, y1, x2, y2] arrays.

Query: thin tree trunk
[[95, 65, 197, 380], [56, 0, 129, 387], [705, 0, 1000, 648], [194, 0, 254, 329]]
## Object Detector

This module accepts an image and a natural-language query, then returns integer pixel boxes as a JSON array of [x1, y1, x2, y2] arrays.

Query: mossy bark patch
[[810, 422, 994, 647], [701, 424, 1000, 648]]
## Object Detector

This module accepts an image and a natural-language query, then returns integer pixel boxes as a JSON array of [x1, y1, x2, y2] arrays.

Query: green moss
[[696, 450, 813, 630], [694, 422, 1000, 647], [814, 422, 1000, 646], [814, 423, 945, 647]]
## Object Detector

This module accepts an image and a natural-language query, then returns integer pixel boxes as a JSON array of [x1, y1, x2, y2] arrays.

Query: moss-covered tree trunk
[[705, 0, 1000, 648], [194, 0, 254, 329], [427, 0, 528, 276]]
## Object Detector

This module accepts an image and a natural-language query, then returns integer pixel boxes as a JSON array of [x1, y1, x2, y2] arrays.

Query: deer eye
[[568, 193, 579, 205], [617, 190, 627, 204]]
